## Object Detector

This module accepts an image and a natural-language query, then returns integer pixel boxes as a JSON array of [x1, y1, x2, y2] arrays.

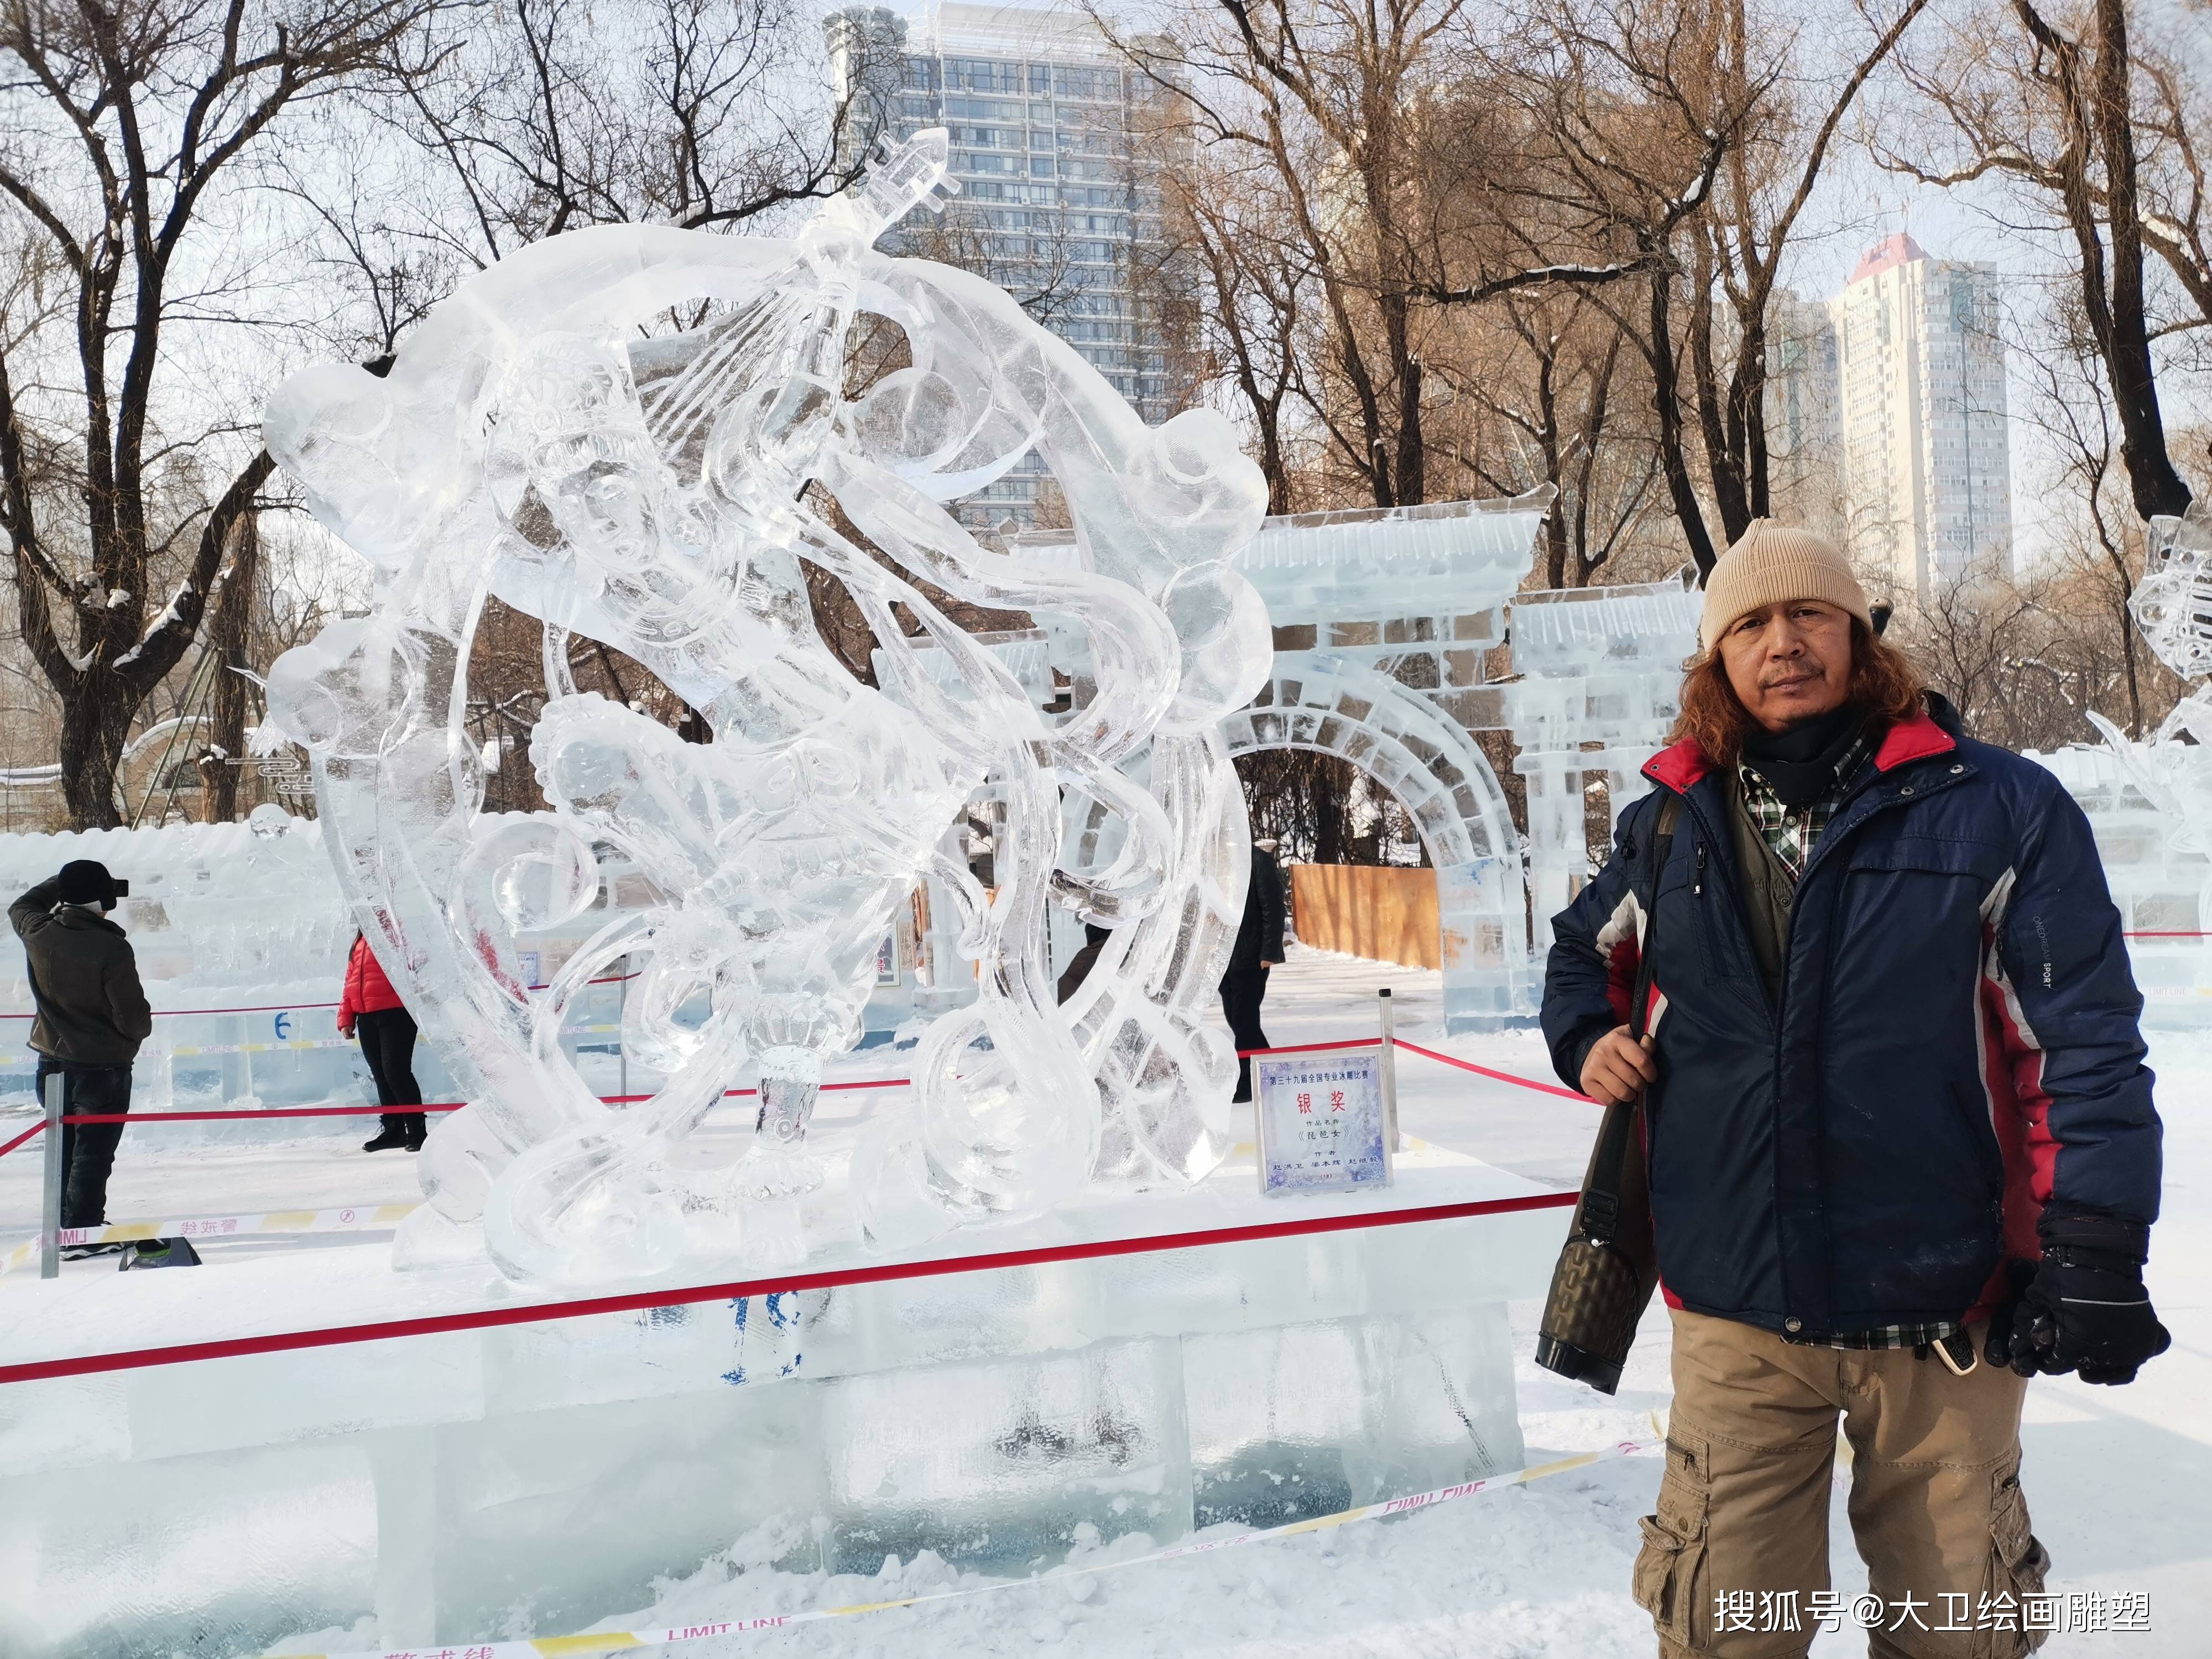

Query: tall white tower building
[[1764, 287, 1846, 544], [826, 3, 1172, 524], [1827, 234, 2013, 606]]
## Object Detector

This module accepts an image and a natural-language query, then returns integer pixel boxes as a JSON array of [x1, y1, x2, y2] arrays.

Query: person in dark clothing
[[1543, 522, 2166, 1659], [1057, 922, 1113, 1004], [9, 860, 153, 1256], [338, 932, 425, 1151], [1221, 838, 1287, 1102]]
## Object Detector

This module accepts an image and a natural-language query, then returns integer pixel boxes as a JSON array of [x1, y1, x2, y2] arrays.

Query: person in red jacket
[[337, 932, 424, 1152]]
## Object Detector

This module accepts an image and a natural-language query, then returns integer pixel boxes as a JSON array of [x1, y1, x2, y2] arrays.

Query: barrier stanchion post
[[39, 1071, 64, 1280], [1378, 988, 1399, 1150], [617, 953, 629, 1102]]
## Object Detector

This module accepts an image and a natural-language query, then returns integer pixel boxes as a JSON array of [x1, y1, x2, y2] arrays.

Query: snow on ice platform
[[0, 1142, 1569, 1658]]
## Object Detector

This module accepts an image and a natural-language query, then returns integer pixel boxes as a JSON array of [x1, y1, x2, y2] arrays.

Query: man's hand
[[1579, 1024, 1656, 1104], [337, 1018, 354, 1039], [2042, 1209, 2170, 1385], [1989, 1208, 2171, 1385]]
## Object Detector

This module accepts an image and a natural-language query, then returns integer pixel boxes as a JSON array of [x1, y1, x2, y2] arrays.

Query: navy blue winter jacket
[[1541, 698, 2162, 1339]]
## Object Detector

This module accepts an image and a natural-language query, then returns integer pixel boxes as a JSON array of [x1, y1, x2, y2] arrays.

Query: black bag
[[1533, 797, 1678, 1395]]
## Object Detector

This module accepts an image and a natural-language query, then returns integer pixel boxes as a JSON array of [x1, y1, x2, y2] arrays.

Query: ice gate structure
[[1221, 498, 1702, 1022]]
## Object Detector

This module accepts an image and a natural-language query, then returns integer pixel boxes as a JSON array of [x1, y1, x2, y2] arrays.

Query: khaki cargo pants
[[1636, 1310, 2049, 1659]]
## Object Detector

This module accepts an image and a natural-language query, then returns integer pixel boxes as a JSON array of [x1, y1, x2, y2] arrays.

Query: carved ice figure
[[260, 132, 1272, 1285], [2044, 505, 2212, 1027], [2096, 507, 2212, 852], [2130, 506, 2212, 683]]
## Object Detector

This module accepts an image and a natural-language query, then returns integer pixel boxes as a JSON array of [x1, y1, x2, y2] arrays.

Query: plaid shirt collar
[[1736, 729, 1874, 880]]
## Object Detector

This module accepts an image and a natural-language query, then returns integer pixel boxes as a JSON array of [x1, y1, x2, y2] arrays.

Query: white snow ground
[[7, 943, 2208, 1657]]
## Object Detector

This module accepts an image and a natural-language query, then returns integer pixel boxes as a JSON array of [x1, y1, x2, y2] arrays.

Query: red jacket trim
[[1642, 738, 1711, 793], [1871, 709, 1956, 771], [1966, 923, 2058, 1324]]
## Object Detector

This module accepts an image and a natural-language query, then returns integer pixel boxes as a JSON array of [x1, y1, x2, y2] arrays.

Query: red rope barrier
[[0, 1191, 1576, 1386], [0, 969, 649, 1021], [34, 1045, 1385, 1132], [48, 1074, 924, 1128], [1391, 1039, 1594, 1104], [14, 1032, 1542, 1148]]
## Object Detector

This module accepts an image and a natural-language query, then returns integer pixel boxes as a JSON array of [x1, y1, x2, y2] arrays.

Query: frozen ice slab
[[0, 1147, 1560, 1655], [818, 1335, 1190, 1575]]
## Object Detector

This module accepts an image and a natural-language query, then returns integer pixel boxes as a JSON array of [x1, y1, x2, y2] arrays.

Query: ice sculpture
[[2096, 507, 2212, 848], [2132, 507, 2212, 682], [260, 130, 1272, 1285], [1504, 571, 1703, 953], [1220, 497, 1553, 1029], [2031, 507, 2212, 1026]]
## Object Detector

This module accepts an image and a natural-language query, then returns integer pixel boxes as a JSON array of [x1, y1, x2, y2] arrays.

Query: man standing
[[1222, 836, 1287, 1102], [11, 859, 153, 1256], [1543, 523, 2166, 1658]]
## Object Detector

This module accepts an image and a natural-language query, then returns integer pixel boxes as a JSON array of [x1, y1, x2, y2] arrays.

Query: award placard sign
[[1254, 1050, 1393, 1194]]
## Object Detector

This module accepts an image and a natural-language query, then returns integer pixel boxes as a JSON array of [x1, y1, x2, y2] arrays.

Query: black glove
[[2010, 1208, 2170, 1385]]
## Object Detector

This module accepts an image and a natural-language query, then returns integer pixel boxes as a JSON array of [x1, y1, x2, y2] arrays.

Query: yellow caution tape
[[2, 1202, 419, 1274]]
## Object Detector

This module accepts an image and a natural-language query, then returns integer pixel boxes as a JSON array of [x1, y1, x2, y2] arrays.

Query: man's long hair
[[1669, 619, 1926, 770]]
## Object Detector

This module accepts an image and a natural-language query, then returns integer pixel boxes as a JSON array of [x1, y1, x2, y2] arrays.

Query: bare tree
[[1486, 0, 1937, 572], [1886, 0, 2199, 520], [1155, 144, 1304, 511], [395, 0, 858, 262], [0, 0, 444, 826], [1466, 0, 1753, 574], [1675, 0, 1932, 545], [1440, 295, 1663, 587], [1886, 555, 2043, 738], [193, 510, 257, 822], [1115, 0, 1488, 508]]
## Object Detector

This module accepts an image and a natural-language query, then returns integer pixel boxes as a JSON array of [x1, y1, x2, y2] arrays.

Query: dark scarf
[[1740, 703, 1866, 810]]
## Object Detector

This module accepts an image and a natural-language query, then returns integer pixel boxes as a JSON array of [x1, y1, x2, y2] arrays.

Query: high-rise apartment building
[[1826, 234, 2012, 605], [1764, 287, 1846, 544], [826, 2, 1172, 524]]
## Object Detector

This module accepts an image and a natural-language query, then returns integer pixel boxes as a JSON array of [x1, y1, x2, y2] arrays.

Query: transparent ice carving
[[260, 130, 1272, 1285], [2131, 505, 2212, 683], [2096, 506, 2212, 854]]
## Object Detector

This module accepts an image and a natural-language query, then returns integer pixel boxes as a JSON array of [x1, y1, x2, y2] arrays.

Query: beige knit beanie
[[1699, 519, 1873, 652]]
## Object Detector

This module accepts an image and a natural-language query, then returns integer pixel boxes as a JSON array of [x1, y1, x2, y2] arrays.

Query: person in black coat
[[9, 860, 153, 1255], [1220, 838, 1286, 1102]]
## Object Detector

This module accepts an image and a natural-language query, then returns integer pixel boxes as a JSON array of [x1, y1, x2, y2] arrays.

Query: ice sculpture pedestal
[[0, 1149, 1563, 1656]]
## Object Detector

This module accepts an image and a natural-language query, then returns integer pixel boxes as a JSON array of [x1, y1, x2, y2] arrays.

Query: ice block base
[[0, 1149, 1562, 1655]]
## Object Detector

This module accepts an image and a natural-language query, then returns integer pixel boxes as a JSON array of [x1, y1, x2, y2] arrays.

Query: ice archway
[[1218, 656, 1531, 1028], [1219, 495, 1554, 1032]]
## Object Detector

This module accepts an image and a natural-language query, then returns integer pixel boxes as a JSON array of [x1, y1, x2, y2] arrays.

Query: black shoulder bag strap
[[1579, 794, 1679, 1247]]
